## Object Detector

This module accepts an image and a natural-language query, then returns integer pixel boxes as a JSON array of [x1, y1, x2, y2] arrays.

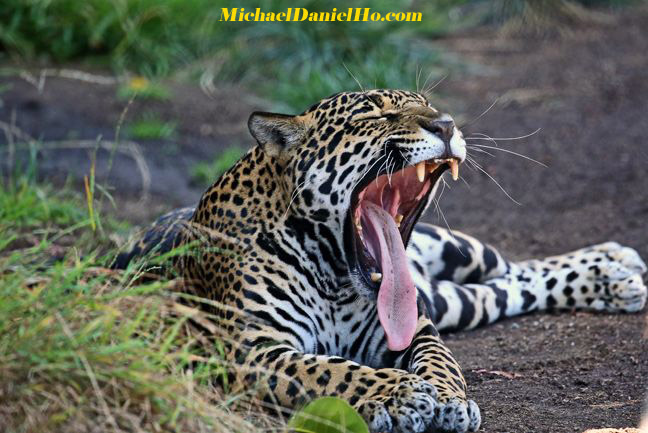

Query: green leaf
[[289, 397, 369, 433]]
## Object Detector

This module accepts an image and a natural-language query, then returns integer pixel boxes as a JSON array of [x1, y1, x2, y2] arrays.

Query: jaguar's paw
[[584, 243, 647, 313], [356, 374, 480, 433]]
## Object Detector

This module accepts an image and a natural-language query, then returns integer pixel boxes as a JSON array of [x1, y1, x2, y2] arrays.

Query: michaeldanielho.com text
[[219, 8, 422, 22]]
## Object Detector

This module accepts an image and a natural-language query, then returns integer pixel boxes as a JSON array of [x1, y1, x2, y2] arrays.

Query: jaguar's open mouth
[[346, 157, 459, 351]]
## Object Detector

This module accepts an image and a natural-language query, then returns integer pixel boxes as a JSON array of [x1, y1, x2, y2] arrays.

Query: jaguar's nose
[[419, 119, 455, 143]]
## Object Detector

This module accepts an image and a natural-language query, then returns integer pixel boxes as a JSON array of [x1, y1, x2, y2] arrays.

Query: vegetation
[[191, 146, 246, 186], [0, 175, 237, 432], [0, 0, 450, 109], [0, 1, 640, 431], [117, 76, 172, 101], [0, 0, 635, 109], [127, 113, 177, 140], [289, 397, 369, 433], [0, 254, 243, 432], [0, 169, 366, 432]]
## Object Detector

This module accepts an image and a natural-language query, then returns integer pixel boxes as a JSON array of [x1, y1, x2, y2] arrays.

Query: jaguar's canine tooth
[[449, 159, 459, 181], [395, 214, 403, 223], [370, 272, 382, 282], [416, 161, 426, 183]]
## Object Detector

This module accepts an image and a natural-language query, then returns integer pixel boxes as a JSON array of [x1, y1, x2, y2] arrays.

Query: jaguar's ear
[[248, 112, 306, 157]]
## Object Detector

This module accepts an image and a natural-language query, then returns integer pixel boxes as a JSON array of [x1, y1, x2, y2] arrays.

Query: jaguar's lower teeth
[[370, 272, 382, 282]]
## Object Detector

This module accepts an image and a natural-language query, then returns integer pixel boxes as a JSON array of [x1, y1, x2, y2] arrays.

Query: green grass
[[207, 0, 457, 110], [0, 172, 127, 254], [117, 77, 172, 101], [191, 146, 246, 186], [0, 172, 368, 432], [0, 180, 86, 229], [0, 0, 465, 110], [0, 174, 280, 432], [0, 0, 637, 110], [0, 257, 262, 432], [127, 114, 177, 140], [0, 0, 214, 76]]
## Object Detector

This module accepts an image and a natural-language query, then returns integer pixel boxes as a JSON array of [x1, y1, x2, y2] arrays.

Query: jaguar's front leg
[[238, 335, 476, 433], [388, 317, 481, 433]]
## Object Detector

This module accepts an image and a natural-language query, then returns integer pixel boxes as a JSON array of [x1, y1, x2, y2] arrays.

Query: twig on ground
[[0, 120, 151, 201], [473, 369, 523, 379]]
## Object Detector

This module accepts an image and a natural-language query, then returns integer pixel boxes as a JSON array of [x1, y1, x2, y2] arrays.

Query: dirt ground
[[1, 5, 647, 433]]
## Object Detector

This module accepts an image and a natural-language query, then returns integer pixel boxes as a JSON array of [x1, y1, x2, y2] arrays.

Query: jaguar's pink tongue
[[361, 202, 418, 351]]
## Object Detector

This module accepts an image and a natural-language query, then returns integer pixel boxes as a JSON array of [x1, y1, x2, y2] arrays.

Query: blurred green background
[[0, 0, 636, 110], [1, 2, 647, 432]]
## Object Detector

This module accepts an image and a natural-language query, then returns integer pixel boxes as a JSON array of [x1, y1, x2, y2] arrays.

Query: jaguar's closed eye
[[354, 115, 387, 123], [354, 111, 399, 123]]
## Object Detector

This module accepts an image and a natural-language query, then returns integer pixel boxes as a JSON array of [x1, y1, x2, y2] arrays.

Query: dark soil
[[1, 5, 647, 433], [0, 71, 264, 222], [435, 7, 648, 432]]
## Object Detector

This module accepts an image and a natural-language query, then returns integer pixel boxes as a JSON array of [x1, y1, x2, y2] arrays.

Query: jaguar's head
[[248, 89, 466, 351]]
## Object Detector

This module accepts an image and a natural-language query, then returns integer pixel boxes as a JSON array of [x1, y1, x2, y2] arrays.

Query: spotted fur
[[115, 89, 647, 433]]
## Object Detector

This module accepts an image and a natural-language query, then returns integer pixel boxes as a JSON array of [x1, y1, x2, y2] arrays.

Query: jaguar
[[115, 89, 647, 433]]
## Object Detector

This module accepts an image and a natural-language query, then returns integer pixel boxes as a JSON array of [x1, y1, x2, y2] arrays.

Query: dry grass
[[0, 262, 284, 433], [0, 179, 285, 433]]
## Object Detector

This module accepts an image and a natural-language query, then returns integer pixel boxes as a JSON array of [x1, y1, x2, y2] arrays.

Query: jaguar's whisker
[[283, 179, 310, 217], [469, 158, 522, 206], [431, 181, 467, 258], [368, 155, 390, 190], [342, 62, 365, 93], [420, 69, 437, 95], [431, 178, 446, 220], [281, 148, 330, 212], [466, 143, 547, 167], [459, 97, 500, 129], [350, 150, 386, 193], [464, 156, 478, 172], [465, 128, 541, 142], [422, 74, 447, 98], [466, 146, 496, 158], [459, 175, 471, 189], [387, 156, 397, 186]]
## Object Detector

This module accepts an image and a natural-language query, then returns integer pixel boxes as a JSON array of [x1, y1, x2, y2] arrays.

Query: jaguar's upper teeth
[[416, 161, 426, 183], [370, 272, 382, 282], [449, 159, 459, 181], [428, 162, 439, 173]]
